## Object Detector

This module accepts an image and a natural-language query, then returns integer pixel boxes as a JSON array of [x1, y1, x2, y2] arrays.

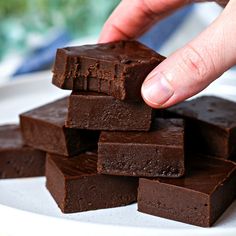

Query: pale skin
[[98, 0, 236, 108]]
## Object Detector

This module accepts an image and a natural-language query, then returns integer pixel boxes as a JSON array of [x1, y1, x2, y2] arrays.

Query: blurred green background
[[0, 0, 119, 60]]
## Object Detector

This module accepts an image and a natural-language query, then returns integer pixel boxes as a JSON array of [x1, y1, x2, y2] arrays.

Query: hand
[[99, 0, 235, 108]]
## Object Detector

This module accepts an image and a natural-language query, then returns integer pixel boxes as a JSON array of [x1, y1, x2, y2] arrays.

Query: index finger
[[98, 0, 188, 43]]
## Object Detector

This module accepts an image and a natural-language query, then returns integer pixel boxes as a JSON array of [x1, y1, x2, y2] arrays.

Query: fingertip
[[98, 33, 110, 44], [98, 23, 129, 43], [98, 25, 113, 43]]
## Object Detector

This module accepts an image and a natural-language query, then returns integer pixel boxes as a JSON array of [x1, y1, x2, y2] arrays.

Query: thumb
[[141, 0, 236, 108]]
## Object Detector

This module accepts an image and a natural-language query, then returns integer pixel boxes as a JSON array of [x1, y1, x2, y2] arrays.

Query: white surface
[[0, 74, 236, 236]]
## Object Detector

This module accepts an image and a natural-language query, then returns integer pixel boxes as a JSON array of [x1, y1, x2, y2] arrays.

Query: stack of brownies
[[1, 40, 236, 228]]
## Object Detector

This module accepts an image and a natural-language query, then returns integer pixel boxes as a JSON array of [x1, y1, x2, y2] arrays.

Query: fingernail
[[141, 73, 174, 107]]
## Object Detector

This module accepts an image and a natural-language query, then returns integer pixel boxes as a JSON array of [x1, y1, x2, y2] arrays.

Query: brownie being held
[[52, 40, 165, 101]]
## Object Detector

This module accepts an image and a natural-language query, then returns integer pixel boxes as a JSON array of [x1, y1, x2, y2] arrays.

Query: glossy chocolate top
[[61, 40, 165, 64], [0, 124, 23, 149], [156, 155, 236, 194], [20, 97, 68, 126], [99, 119, 184, 146], [47, 152, 98, 178], [168, 96, 236, 128]]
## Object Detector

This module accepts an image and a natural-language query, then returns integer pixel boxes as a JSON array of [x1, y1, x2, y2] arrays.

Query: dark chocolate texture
[[20, 97, 99, 156], [52, 40, 165, 101], [98, 119, 185, 177], [167, 96, 236, 159], [46, 152, 138, 213], [66, 91, 153, 131], [138, 155, 236, 227], [0, 124, 45, 178]]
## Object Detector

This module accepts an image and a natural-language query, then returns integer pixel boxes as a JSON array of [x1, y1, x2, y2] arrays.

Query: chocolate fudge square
[[167, 96, 236, 159], [0, 124, 45, 178], [98, 119, 185, 177], [66, 91, 153, 131], [138, 155, 236, 227], [52, 40, 165, 101], [46, 152, 138, 213], [20, 97, 99, 156]]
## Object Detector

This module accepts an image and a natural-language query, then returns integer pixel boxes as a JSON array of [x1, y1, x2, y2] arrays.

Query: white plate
[[0, 73, 236, 236]]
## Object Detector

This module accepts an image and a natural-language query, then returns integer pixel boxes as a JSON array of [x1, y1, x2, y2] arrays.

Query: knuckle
[[179, 44, 209, 82]]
